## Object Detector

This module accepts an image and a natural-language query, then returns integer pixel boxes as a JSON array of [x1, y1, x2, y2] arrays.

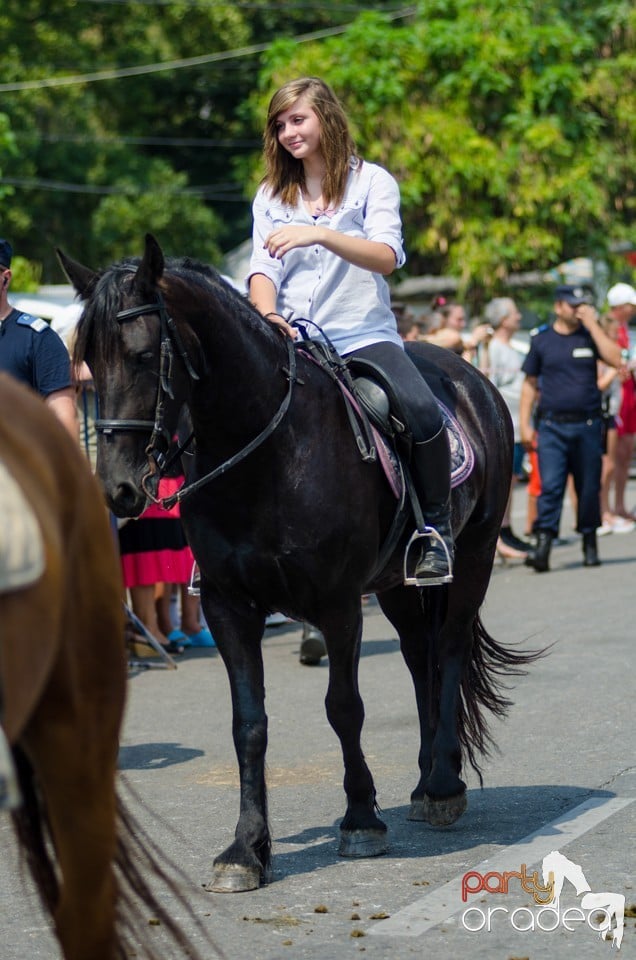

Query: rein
[[96, 289, 299, 510], [161, 335, 298, 510]]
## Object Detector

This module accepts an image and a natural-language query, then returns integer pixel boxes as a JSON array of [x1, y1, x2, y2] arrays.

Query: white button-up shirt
[[248, 160, 406, 355]]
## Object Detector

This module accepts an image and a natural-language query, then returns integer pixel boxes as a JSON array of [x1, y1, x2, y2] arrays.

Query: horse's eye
[[138, 351, 155, 364]]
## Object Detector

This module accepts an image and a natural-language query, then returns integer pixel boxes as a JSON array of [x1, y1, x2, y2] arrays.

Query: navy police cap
[[0, 239, 13, 268], [554, 284, 592, 306]]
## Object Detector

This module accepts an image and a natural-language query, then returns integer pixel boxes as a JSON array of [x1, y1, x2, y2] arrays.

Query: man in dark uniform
[[520, 284, 622, 571], [0, 238, 78, 437]]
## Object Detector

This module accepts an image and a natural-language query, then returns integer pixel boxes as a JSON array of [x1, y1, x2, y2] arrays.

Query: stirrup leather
[[403, 527, 453, 587]]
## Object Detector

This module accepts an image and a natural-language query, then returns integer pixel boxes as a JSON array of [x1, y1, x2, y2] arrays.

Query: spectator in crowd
[[0, 238, 78, 438], [482, 296, 530, 559], [596, 312, 635, 535], [605, 282, 636, 521], [394, 301, 424, 342], [424, 296, 491, 363], [520, 285, 622, 572]]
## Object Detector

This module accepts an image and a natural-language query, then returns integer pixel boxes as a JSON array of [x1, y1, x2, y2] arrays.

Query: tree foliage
[[249, 0, 635, 295], [0, 0, 633, 298]]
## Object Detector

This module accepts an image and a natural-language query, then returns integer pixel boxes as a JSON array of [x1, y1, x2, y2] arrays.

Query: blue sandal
[[186, 628, 215, 648]]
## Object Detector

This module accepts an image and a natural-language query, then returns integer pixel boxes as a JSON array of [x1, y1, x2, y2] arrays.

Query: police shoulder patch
[[16, 313, 48, 333], [530, 323, 550, 337]]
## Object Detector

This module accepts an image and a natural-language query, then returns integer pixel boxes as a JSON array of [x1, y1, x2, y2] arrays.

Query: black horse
[[60, 234, 535, 894]]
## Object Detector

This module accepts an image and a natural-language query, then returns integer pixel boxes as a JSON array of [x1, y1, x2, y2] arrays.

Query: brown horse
[[0, 372, 209, 960]]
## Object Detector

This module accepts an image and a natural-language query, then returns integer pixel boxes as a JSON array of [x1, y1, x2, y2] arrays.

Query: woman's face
[[275, 97, 322, 161], [445, 305, 466, 330], [503, 302, 522, 331]]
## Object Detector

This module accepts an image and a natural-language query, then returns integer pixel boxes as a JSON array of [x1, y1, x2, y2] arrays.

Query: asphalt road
[[2, 482, 635, 960]]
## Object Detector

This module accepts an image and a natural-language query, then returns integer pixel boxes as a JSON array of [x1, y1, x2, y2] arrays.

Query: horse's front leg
[[204, 596, 270, 893], [321, 602, 388, 858]]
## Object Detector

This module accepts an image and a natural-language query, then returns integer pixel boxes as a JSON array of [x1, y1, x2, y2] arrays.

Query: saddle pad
[[0, 458, 45, 593], [440, 399, 475, 488], [374, 399, 474, 499]]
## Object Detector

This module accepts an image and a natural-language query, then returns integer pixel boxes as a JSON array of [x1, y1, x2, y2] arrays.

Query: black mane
[[72, 254, 278, 380]]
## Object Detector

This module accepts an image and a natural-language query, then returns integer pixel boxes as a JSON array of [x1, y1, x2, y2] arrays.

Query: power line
[[78, 0, 382, 8], [0, 8, 415, 92], [18, 132, 261, 148], [0, 176, 250, 200]]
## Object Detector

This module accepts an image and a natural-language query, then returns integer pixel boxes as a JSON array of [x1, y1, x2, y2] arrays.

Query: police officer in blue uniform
[[0, 238, 78, 437], [519, 284, 622, 571]]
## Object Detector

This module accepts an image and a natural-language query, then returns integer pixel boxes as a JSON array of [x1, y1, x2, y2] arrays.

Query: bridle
[[95, 289, 200, 501], [95, 287, 299, 509]]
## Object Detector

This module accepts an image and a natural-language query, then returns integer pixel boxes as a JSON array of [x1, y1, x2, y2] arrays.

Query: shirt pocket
[[333, 198, 365, 232], [265, 202, 293, 228]]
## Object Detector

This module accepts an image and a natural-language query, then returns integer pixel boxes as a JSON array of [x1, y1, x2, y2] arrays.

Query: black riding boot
[[582, 531, 601, 567], [525, 529, 553, 572], [407, 426, 454, 586], [299, 623, 327, 665]]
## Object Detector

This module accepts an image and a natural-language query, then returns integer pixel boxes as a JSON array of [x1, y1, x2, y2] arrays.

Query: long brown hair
[[261, 76, 358, 208]]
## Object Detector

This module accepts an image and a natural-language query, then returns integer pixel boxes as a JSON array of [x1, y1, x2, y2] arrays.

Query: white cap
[[607, 282, 636, 307]]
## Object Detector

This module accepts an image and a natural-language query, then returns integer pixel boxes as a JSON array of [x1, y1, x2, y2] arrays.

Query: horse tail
[[10, 745, 59, 912], [459, 614, 544, 784], [11, 751, 219, 960], [113, 781, 221, 960]]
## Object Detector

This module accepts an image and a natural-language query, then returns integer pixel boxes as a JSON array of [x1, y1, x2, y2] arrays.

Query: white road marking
[[369, 795, 634, 937]]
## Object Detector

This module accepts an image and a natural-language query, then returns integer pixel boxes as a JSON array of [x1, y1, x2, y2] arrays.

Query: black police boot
[[582, 532, 601, 567], [525, 529, 553, 572], [299, 623, 327, 665], [407, 426, 454, 586]]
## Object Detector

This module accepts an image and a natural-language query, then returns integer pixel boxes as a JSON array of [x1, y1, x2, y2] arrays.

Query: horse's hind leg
[[413, 539, 497, 826], [321, 602, 388, 858], [376, 585, 443, 820]]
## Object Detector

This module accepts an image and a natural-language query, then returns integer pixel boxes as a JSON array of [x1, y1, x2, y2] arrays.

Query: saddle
[[0, 458, 45, 595], [296, 339, 474, 496], [295, 339, 474, 584]]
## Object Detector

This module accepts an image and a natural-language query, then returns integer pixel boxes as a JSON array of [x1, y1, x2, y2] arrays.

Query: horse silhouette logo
[[542, 850, 625, 949]]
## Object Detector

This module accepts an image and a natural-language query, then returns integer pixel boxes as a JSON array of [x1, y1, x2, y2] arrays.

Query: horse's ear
[[133, 234, 165, 293], [56, 248, 98, 300]]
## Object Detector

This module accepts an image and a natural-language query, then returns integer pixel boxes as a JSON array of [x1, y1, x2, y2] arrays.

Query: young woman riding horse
[[60, 231, 538, 895], [249, 76, 453, 585]]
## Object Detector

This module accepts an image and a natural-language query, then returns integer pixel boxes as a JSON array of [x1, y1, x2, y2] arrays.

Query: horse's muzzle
[[106, 481, 148, 518]]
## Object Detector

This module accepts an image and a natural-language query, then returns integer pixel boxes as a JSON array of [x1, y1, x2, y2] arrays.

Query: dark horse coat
[[60, 234, 538, 895]]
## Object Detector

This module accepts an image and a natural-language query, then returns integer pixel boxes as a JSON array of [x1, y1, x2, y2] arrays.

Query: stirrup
[[403, 527, 453, 587], [187, 561, 201, 597]]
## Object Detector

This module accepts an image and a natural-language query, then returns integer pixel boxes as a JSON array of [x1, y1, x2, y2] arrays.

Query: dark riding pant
[[344, 341, 443, 442], [536, 416, 602, 536]]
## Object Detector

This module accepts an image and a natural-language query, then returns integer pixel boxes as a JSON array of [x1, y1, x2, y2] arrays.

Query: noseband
[[95, 290, 200, 499]]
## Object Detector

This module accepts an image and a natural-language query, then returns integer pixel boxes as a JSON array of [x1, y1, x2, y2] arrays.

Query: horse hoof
[[205, 863, 262, 893], [407, 791, 467, 826], [338, 829, 389, 858]]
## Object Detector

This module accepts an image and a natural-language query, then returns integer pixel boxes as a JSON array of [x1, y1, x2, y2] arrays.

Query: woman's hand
[[264, 226, 320, 259], [265, 312, 298, 339]]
